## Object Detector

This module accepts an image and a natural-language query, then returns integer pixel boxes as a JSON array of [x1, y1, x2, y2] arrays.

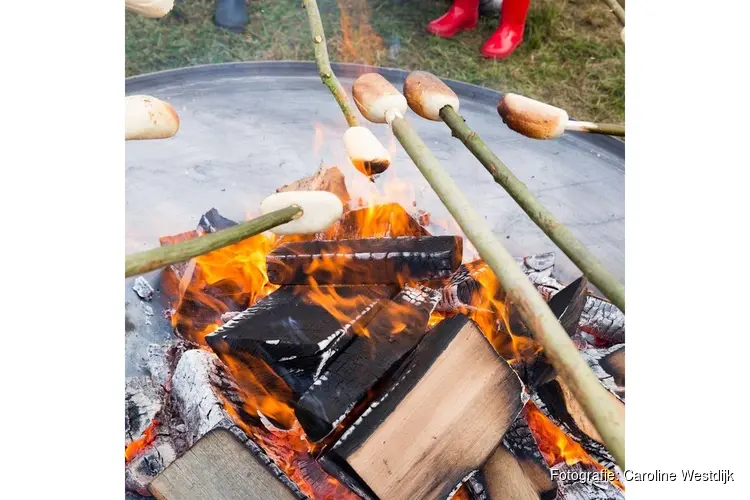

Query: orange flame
[[525, 403, 623, 490], [336, 0, 385, 66], [125, 419, 159, 463]]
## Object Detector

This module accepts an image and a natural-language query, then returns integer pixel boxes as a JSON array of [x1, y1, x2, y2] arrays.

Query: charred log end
[[321, 315, 525, 500], [294, 284, 442, 442]]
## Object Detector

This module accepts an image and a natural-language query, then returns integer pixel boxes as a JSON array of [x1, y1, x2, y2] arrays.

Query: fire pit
[[125, 62, 625, 500]]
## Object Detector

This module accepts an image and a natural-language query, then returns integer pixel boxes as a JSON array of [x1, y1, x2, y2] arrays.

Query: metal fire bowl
[[124, 62, 624, 374]]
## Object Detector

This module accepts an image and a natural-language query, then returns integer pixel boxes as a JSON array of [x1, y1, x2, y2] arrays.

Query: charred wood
[[321, 315, 525, 500], [480, 414, 557, 500], [552, 462, 624, 500], [267, 236, 462, 286], [198, 207, 238, 233], [582, 344, 625, 400], [206, 285, 393, 397], [530, 394, 618, 472], [295, 284, 442, 442]]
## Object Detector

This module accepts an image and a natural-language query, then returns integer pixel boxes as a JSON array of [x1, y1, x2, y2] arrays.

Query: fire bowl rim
[[125, 61, 625, 162]]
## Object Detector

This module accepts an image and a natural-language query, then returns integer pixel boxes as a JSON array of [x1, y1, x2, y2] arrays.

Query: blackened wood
[[295, 284, 442, 442], [582, 344, 625, 400], [267, 236, 462, 285], [480, 414, 557, 500], [206, 285, 393, 396], [545, 276, 588, 336], [149, 428, 299, 500], [437, 254, 555, 313], [198, 208, 238, 233], [552, 463, 624, 500], [530, 394, 618, 471], [579, 295, 625, 345], [321, 315, 525, 500]]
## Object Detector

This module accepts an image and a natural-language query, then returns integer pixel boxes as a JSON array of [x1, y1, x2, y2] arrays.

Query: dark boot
[[215, 0, 249, 33]]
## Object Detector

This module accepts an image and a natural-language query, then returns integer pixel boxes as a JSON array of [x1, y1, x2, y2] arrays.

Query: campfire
[[125, 155, 625, 499]]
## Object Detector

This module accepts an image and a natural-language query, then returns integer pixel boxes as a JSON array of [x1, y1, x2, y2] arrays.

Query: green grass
[[126, 0, 624, 122]]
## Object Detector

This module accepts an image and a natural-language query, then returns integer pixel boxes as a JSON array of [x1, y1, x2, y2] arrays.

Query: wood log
[[329, 202, 432, 240], [530, 394, 618, 472], [267, 236, 462, 285], [277, 164, 351, 206], [295, 284, 442, 442], [321, 315, 525, 500], [149, 428, 298, 500], [582, 344, 625, 400], [480, 414, 558, 500], [206, 285, 394, 397]]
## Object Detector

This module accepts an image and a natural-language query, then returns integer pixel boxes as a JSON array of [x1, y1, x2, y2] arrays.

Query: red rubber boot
[[480, 0, 531, 59], [426, 0, 480, 38]]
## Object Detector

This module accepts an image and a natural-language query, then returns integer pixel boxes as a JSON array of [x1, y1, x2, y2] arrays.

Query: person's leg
[[480, 0, 530, 59], [215, 0, 249, 32], [426, 0, 480, 38]]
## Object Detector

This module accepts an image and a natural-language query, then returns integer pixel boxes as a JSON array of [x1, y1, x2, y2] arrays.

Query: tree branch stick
[[601, 0, 625, 26], [125, 206, 302, 278], [389, 115, 625, 469], [302, 0, 359, 127], [439, 106, 625, 312], [567, 120, 625, 137]]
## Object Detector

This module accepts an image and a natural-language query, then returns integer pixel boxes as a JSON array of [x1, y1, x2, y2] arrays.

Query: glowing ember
[[125, 418, 159, 463], [525, 403, 623, 490]]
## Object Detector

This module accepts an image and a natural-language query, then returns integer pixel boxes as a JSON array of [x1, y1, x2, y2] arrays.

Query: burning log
[[149, 428, 299, 500], [277, 164, 351, 206], [530, 394, 618, 472], [266, 236, 462, 286], [480, 414, 557, 500], [321, 315, 525, 500], [206, 285, 394, 396], [327, 203, 432, 239], [198, 208, 238, 233], [295, 284, 442, 442], [536, 372, 624, 451], [582, 344, 625, 400], [126, 205, 304, 278]]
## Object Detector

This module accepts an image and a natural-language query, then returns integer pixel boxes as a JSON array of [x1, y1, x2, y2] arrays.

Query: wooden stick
[[125, 0, 174, 18], [125, 206, 302, 278], [566, 120, 625, 137], [352, 73, 625, 469], [439, 106, 624, 312], [601, 0, 625, 26], [301, 0, 359, 127], [403, 71, 624, 311]]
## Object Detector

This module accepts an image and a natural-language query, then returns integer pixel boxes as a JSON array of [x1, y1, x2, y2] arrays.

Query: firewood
[[480, 414, 557, 500], [553, 462, 624, 500], [582, 344, 625, 400], [266, 236, 462, 286], [355, 72, 624, 467], [149, 428, 298, 500], [126, 206, 303, 278], [198, 208, 238, 233], [295, 284, 442, 442], [321, 315, 525, 500], [277, 164, 351, 206], [327, 203, 431, 239], [206, 285, 394, 397]]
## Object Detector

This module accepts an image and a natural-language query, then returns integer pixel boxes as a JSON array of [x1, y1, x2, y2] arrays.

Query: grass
[[126, 0, 624, 122]]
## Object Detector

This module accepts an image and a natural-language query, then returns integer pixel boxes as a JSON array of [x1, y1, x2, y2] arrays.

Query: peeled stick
[[352, 73, 408, 124], [343, 126, 391, 177], [125, 0, 175, 18], [403, 71, 460, 121], [260, 191, 343, 235], [125, 95, 180, 141], [497, 93, 624, 139]]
